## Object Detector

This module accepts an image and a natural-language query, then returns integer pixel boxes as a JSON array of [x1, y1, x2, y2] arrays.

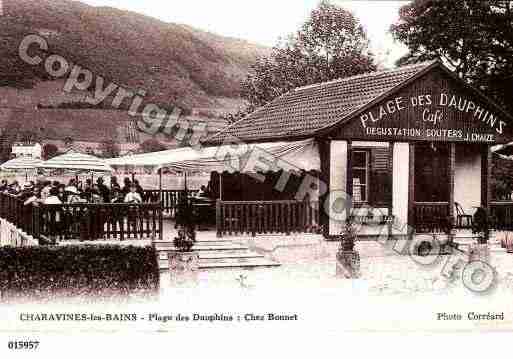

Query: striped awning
[[37, 150, 113, 173], [493, 143, 513, 157], [0, 156, 43, 171], [106, 139, 320, 174]]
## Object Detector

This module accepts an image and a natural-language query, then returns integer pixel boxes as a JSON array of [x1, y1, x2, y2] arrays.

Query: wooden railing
[[0, 193, 39, 236], [39, 203, 162, 241], [216, 200, 320, 237], [413, 202, 451, 233], [0, 193, 163, 243], [490, 201, 513, 230], [144, 189, 198, 215]]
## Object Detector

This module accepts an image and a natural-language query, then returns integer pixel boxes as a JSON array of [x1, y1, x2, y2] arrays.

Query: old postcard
[[1, 0, 513, 356]]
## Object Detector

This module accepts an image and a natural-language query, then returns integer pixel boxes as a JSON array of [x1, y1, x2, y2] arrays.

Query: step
[[199, 257, 280, 269], [199, 250, 265, 260], [158, 249, 264, 260], [158, 257, 280, 270], [154, 239, 238, 246], [154, 243, 249, 252]]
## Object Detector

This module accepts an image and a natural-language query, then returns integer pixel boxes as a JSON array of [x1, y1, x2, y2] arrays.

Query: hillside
[[0, 0, 270, 112]]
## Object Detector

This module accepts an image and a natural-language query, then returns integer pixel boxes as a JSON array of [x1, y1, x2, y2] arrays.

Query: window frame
[[351, 149, 370, 204]]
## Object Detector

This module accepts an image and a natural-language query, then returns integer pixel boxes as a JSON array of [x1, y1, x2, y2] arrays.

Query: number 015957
[[8, 341, 40, 350]]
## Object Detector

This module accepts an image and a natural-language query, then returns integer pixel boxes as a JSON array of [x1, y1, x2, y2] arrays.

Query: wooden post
[[481, 145, 492, 212], [318, 140, 331, 238], [448, 143, 456, 223], [159, 201, 163, 241], [388, 142, 394, 239], [219, 172, 223, 201], [408, 143, 415, 231], [216, 199, 222, 238], [158, 168, 162, 204], [346, 140, 353, 221]]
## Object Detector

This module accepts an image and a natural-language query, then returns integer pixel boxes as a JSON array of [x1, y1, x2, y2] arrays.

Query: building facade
[[208, 61, 513, 238], [11, 142, 42, 159]]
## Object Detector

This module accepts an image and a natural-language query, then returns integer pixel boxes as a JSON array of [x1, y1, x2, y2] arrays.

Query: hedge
[[0, 245, 159, 301]]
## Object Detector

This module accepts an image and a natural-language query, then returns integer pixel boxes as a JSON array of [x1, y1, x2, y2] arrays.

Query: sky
[[78, 0, 410, 68]]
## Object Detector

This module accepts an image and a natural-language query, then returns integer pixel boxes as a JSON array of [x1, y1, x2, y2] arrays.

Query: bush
[[0, 245, 159, 302]]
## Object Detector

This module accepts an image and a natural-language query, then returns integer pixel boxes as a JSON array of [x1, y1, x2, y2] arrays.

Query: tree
[[138, 139, 167, 153], [241, 0, 376, 108], [391, 0, 513, 111], [18, 130, 40, 144], [42, 143, 59, 160], [99, 139, 120, 158]]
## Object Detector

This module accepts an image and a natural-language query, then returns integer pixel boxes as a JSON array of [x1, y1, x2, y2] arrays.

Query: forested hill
[[0, 0, 270, 112]]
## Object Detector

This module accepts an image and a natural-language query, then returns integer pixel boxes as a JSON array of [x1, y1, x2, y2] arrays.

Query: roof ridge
[[294, 60, 437, 92], [203, 60, 441, 145]]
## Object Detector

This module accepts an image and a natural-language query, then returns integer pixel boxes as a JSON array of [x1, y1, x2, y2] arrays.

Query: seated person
[[124, 185, 143, 204], [110, 189, 124, 203], [196, 185, 210, 198], [90, 185, 104, 204], [24, 187, 42, 206], [44, 187, 62, 204], [66, 186, 85, 204]]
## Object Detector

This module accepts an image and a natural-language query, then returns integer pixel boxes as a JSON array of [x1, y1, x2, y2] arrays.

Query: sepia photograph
[[0, 0, 513, 356]]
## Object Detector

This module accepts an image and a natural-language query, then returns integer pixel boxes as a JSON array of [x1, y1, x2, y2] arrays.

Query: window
[[352, 150, 369, 203]]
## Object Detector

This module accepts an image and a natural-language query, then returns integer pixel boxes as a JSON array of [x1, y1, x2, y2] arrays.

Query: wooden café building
[[203, 61, 513, 238]]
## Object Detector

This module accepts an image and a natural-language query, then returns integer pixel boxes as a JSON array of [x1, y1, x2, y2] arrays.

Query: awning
[[1, 156, 43, 171], [37, 150, 113, 173], [106, 139, 320, 174], [493, 143, 513, 157]]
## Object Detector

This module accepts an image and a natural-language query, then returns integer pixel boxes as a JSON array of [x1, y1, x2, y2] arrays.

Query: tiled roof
[[207, 61, 437, 144]]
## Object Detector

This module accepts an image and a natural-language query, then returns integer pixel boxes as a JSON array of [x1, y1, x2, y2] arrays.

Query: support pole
[[216, 172, 223, 237], [408, 143, 415, 231], [449, 143, 456, 224], [219, 172, 223, 201], [216, 199, 222, 238], [158, 168, 163, 204], [481, 145, 492, 212], [158, 168, 162, 191], [388, 142, 394, 240], [346, 140, 353, 221], [319, 140, 331, 239]]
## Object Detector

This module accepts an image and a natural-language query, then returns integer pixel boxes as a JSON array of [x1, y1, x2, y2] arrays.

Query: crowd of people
[[0, 176, 148, 206]]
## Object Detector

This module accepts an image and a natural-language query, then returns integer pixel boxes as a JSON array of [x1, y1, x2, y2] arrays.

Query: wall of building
[[328, 140, 348, 236], [454, 145, 481, 214], [11, 143, 42, 158], [392, 143, 410, 234]]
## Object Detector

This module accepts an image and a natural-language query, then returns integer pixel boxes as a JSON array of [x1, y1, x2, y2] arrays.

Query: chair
[[454, 202, 473, 228]]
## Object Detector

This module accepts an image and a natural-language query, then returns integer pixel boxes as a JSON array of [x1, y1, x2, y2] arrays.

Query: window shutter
[[369, 147, 391, 206]]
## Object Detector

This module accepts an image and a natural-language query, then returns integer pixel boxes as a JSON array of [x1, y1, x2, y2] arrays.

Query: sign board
[[335, 69, 512, 144]]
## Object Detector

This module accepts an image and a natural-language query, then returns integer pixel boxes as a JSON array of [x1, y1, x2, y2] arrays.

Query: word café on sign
[[359, 93, 506, 143]]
